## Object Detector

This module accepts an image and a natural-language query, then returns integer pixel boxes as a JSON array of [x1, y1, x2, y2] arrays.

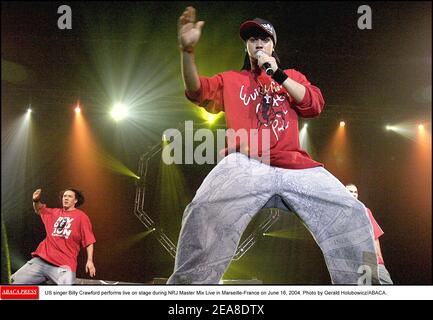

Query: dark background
[[1, 1, 431, 284]]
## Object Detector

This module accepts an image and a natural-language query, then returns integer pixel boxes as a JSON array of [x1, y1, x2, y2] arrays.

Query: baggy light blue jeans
[[167, 153, 379, 284], [11, 257, 76, 285], [378, 264, 393, 284]]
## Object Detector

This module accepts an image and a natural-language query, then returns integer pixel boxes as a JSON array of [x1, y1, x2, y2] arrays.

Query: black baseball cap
[[239, 18, 277, 45]]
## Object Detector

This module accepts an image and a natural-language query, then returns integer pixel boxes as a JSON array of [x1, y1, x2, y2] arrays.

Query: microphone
[[256, 51, 274, 76]]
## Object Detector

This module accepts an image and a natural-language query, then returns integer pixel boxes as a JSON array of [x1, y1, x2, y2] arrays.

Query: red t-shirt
[[32, 206, 96, 272], [366, 208, 385, 264], [186, 68, 325, 169]]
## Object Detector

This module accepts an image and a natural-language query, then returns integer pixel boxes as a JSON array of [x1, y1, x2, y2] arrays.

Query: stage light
[[207, 113, 217, 124], [112, 229, 157, 253], [25, 108, 32, 119], [111, 102, 128, 121], [262, 229, 307, 240], [198, 108, 222, 125], [384, 122, 427, 141], [299, 122, 316, 156], [339, 121, 345, 127], [91, 148, 140, 179], [75, 106, 81, 113]]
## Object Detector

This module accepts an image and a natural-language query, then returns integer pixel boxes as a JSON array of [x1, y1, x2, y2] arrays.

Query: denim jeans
[[11, 257, 76, 285], [167, 152, 378, 284], [378, 264, 393, 284]]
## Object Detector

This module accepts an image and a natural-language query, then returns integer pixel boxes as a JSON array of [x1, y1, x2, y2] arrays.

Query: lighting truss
[[134, 140, 178, 259], [232, 209, 281, 260]]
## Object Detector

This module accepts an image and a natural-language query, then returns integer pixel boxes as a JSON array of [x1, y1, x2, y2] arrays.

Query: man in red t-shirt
[[346, 184, 393, 284], [167, 7, 378, 285], [11, 188, 96, 285]]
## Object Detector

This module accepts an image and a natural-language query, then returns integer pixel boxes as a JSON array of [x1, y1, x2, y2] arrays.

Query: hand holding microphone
[[256, 50, 275, 76]]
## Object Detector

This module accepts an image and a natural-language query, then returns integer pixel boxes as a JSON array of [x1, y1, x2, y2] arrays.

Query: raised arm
[[178, 6, 205, 92], [32, 189, 45, 215]]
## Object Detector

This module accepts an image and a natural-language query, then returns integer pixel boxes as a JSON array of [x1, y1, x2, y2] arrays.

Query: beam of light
[[339, 121, 346, 127], [111, 229, 156, 253], [263, 228, 308, 240], [403, 123, 431, 222], [67, 105, 119, 227], [299, 123, 316, 158], [72, 108, 139, 179], [94, 149, 140, 179], [318, 121, 353, 183], [1, 110, 36, 272], [222, 261, 252, 282], [25, 110, 31, 120], [158, 161, 190, 230], [73, 105, 140, 180], [75, 106, 81, 113], [83, 9, 188, 134], [110, 102, 129, 121], [385, 121, 427, 141], [1, 220, 12, 284], [81, 6, 237, 164], [196, 108, 224, 125], [1, 111, 33, 215], [25, 105, 32, 119]]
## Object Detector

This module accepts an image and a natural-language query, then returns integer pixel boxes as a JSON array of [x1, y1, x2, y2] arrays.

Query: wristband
[[271, 68, 288, 85]]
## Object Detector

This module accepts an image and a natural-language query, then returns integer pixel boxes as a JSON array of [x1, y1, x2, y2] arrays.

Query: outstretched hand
[[178, 6, 205, 51]]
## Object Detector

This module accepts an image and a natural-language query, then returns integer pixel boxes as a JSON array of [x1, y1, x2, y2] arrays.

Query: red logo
[[0, 286, 39, 300]]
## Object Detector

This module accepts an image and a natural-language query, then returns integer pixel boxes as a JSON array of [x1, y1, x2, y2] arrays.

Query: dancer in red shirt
[[11, 188, 96, 285]]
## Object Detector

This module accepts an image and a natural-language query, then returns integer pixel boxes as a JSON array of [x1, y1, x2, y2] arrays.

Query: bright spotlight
[[207, 113, 217, 124], [418, 124, 425, 131], [25, 108, 32, 119], [385, 125, 393, 131], [339, 121, 346, 127], [111, 102, 128, 121], [75, 106, 81, 113], [198, 108, 222, 125], [303, 123, 308, 129]]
